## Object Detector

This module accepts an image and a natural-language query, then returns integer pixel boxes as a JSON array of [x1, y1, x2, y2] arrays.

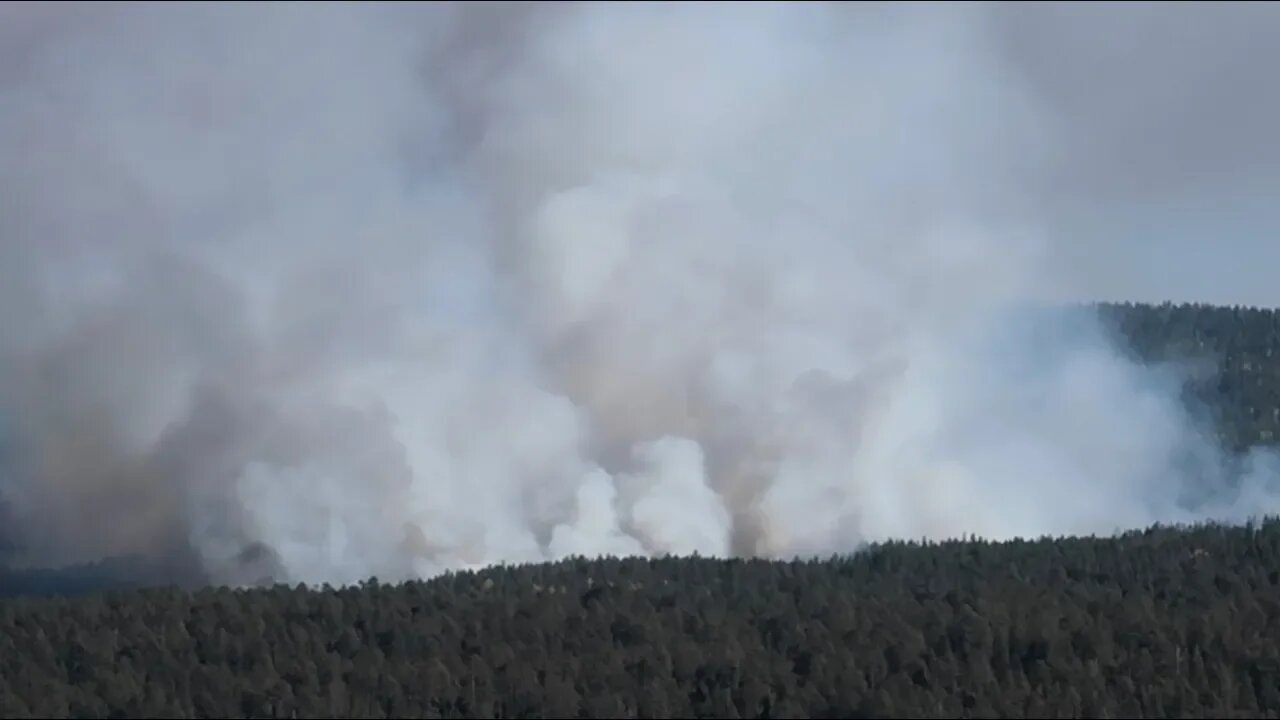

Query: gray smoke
[[1, 1, 1278, 588]]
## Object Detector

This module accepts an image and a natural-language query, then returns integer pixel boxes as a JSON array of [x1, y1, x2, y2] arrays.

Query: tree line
[[3, 522, 1280, 718]]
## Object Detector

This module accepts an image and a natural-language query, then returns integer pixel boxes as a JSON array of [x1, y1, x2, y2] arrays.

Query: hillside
[[1098, 301, 1280, 451], [3, 300, 1280, 718]]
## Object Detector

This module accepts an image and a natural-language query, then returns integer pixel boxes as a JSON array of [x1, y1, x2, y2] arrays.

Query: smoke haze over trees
[[6, 5, 1280, 718], [3, 1, 1280, 591]]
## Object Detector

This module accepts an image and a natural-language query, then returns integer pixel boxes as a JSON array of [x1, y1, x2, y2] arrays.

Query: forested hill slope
[[2, 521, 1280, 718], [1097, 301, 1280, 450]]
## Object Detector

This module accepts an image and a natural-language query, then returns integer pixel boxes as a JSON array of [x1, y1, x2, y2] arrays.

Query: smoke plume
[[1, 1, 1278, 588]]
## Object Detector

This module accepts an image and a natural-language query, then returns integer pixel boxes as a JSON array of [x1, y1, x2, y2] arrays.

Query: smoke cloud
[[1, 1, 1278, 588]]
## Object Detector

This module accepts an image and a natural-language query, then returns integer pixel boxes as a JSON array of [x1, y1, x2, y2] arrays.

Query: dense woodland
[[4, 300, 1280, 719]]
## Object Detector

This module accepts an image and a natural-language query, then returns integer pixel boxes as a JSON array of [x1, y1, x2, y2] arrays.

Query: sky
[[985, 2, 1280, 307], [3, 1, 1278, 307]]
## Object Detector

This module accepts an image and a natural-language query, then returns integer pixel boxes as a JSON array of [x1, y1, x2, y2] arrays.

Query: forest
[[3, 300, 1280, 719]]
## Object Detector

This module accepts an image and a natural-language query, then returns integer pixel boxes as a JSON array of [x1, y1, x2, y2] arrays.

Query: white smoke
[[1, 1, 1277, 588]]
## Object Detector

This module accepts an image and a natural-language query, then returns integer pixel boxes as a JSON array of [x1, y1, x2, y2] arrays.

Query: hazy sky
[[987, 2, 1280, 307], [7, 1, 1275, 308]]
